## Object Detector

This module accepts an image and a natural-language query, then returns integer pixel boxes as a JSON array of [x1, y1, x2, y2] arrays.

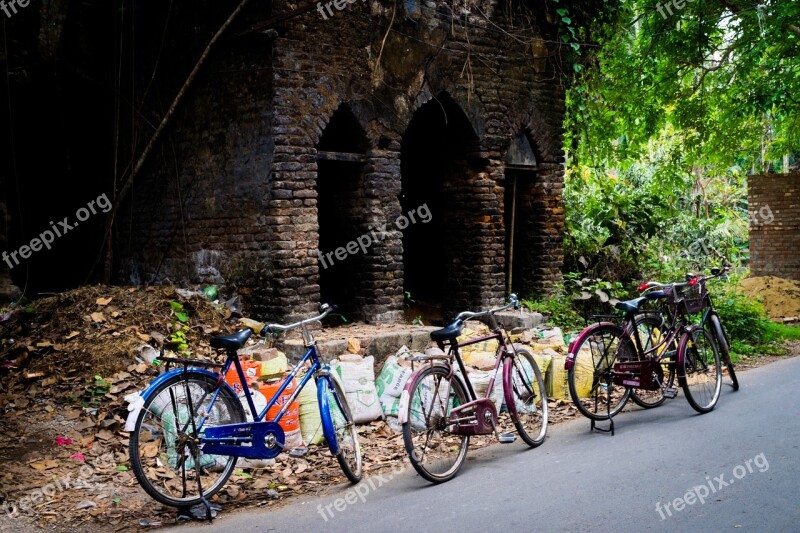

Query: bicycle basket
[[664, 282, 706, 314]]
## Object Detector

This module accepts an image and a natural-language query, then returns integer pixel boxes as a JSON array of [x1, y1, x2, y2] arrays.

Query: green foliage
[[168, 301, 190, 354], [82, 374, 111, 408], [523, 289, 584, 332], [169, 301, 189, 323], [169, 326, 190, 354], [710, 284, 768, 345]]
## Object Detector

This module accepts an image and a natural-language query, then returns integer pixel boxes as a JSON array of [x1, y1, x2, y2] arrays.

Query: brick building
[[120, 1, 567, 323], [748, 174, 800, 281]]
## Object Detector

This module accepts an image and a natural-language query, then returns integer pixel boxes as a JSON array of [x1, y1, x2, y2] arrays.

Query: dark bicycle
[[640, 266, 738, 392], [565, 273, 724, 434]]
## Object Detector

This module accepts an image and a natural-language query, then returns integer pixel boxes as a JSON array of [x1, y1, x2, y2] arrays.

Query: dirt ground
[[0, 286, 796, 532], [739, 276, 800, 320]]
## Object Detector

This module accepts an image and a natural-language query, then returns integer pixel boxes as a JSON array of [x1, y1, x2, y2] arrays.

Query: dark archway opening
[[316, 105, 369, 320], [504, 130, 539, 298], [400, 94, 480, 323]]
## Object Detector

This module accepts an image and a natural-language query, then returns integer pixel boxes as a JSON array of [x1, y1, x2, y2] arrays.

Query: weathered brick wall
[[748, 174, 800, 281], [120, 1, 566, 323]]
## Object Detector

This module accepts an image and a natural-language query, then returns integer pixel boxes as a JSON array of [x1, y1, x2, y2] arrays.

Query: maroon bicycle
[[397, 295, 548, 483]]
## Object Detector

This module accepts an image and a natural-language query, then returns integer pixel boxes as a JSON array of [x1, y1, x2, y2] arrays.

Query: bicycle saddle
[[210, 328, 252, 350], [430, 319, 464, 342], [614, 297, 648, 314]]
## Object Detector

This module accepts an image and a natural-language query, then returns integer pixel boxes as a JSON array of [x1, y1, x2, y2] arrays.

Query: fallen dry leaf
[[65, 331, 81, 340], [96, 429, 114, 441], [90, 312, 106, 323], [30, 459, 59, 471], [96, 297, 113, 306]]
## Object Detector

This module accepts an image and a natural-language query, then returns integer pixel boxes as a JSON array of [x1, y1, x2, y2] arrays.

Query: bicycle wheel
[[130, 372, 245, 507], [629, 314, 677, 409], [708, 313, 739, 391], [402, 365, 469, 483], [506, 346, 547, 447], [320, 375, 362, 483], [567, 324, 632, 421], [679, 328, 722, 413]]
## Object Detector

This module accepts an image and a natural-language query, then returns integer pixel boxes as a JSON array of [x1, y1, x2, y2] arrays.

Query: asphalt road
[[175, 357, 800, 532]]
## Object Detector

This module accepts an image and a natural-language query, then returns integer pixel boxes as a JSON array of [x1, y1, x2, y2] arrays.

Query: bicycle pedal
[[663, 387, 678, 399], [498, 433, 516, 444]]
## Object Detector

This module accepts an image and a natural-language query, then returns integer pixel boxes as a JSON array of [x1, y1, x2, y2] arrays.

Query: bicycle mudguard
[[565, 322, 622, 370], [396, 363, 452, 425], [675, 325, 702, 379], [502, 348, 518, 419], [318, 372, 342, 455], [139, 367, 231, 403]]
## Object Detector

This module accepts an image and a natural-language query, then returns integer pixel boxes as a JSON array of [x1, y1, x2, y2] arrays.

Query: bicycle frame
[[217, 344, 323, 430], [145, 342, 345, 459]]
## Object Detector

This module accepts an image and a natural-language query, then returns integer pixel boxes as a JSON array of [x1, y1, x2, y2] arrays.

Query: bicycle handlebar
[[263, 303, 337, 334], [454, 294, 520, 322], [639, 265, 731, 295]]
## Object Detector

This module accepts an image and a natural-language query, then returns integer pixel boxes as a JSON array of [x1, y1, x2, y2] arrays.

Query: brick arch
[[498, 115, 565, 298], [398, 88, 486, 146], [511, 104, 563, 164]]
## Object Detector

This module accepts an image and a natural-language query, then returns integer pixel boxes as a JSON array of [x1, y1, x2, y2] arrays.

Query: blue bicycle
[[129, 304, 362, 510]]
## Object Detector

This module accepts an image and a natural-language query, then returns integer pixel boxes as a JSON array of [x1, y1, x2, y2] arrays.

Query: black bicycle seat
[[430, 319, 464, 342], [210, 329, 252, 350], [614, 297, 648, 314]]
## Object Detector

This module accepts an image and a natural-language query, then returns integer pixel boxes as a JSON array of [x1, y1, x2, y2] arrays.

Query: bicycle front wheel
[[402, 365, 469, 483], [130, 372, 245, 507], [320, 375, 362, 483], [708, 313, 739, 391], [568, 324, 632, 421], [506, 346, 547, 447], [679, 328, 722, 413], [629, 314, 677, 409]]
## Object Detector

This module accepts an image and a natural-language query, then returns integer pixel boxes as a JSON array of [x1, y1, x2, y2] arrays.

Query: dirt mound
[[739, 276, 800, 320]]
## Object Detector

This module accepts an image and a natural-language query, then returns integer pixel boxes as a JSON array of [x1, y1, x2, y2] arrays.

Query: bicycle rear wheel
[[568, 324, 632, 421], [679, 328, 722, 413], [506, 346, 547, 447], [708, 313, 739, 391], [402, 365, 469, 483], [130, 372, 245, 507], [320, 375, 362, 483], [629, 314, 677, 409]]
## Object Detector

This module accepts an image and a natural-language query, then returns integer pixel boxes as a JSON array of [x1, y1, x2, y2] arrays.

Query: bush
[[710, 284, 769, 345], [523, 291, 584, 332]]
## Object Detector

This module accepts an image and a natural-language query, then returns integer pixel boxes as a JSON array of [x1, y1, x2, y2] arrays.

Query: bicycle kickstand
[[589, 387, 615, 436]]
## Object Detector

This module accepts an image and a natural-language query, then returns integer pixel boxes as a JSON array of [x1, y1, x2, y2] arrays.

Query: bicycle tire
[[320, 375, 362, 483], [402, 365, 469, 483], [678, 328, 722, 413], [629, 314, 677, 409], [567, 323, 632, 421], [708, 313, 739, 391], [130, 371, 245, 507], [505, 346, 547, 447]]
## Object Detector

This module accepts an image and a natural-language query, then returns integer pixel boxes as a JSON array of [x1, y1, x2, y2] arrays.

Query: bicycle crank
[[449, 398, 497, 436]]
